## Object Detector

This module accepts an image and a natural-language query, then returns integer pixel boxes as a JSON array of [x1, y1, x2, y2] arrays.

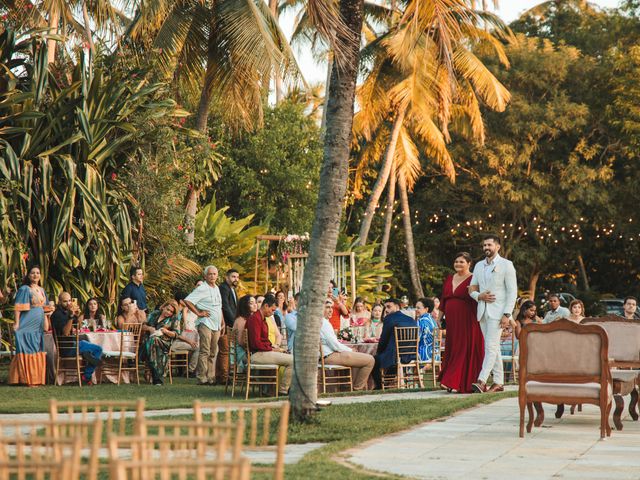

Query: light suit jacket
[[470, 254, 518, 321]]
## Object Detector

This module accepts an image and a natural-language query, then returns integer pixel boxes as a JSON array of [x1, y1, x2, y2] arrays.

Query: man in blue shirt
[[120, 266, 148, 312]]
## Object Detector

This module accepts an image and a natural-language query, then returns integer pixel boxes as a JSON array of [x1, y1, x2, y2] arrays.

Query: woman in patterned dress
[[144, 300, 196, 385], [9, 266, 52, 386]]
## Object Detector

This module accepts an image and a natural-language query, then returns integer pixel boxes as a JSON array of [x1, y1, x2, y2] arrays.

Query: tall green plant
[[0, 29, 181, 311]]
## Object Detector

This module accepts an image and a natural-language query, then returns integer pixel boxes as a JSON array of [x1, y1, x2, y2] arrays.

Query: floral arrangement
[[337, 327, 354, 343], [278, 233, 310, 263]]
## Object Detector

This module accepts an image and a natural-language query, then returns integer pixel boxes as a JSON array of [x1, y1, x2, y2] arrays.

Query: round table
[[348, 342, 378, 355]]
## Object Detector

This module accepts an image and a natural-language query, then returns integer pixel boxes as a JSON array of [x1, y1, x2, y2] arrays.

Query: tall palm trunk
[[528, 266, 540, 301], [577, 253, 590, 290], [290, 0, 364, 421], [379, 164, 396, 262], [47, 7, 60, 64], [398, 173, 424, 298], [357, 105, 406, 245], [377, 165, 396, 290], [269, 0, 283, 103], [184, 53, 215, 245]]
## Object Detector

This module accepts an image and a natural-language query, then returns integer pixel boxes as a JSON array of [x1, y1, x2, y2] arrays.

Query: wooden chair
[[566, 315, 640, 430], [53, 327, 83, 386], [318, 343, 353, 394], [0, 436, 83, 480], [109, 457, 251, 480], [193, 400, 290, 480], [242, 330, 280, 399], [49, 398, 146, 439], [100, 322, 142, 385], [423, 328, 444, 387], [168, 349, 190, 384], [501, 329, 518, 383], [518, 319, 612, 439], [382, 326, 423, 390], [0, 418, 102, 480], [228, 328, 247, 397]]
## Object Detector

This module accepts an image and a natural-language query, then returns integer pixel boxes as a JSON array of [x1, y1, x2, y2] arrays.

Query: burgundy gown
[[438, 275, 484, 393]]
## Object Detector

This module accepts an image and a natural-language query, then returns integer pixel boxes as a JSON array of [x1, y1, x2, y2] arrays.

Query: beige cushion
[[611, 369, 640, 382], [525, 381, 611, 399], [526, 331, 602, 376], [590, 322, 640, 363]]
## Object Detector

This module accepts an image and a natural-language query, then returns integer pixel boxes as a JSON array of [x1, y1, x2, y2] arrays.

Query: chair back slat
[[50, 399, 145, 442], [394, 327, 419, 361], [109, 457, 251, 480], [0, 436, 82, 480], [193, 401, 290, 480]]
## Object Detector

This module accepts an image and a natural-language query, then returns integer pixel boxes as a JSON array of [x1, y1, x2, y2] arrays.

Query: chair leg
[[555, 404, 565, 419], [245, 370, 250, 400], [613, 395, 624, 431], [629, 389, 639, 420], [519, 396, 526, 437], [526, 403, 534, 433], [606, 400, 612, 437], [533, 402, 545, 427]]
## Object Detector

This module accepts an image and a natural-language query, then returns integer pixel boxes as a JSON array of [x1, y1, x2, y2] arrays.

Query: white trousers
[[478, 314, 504, 385]]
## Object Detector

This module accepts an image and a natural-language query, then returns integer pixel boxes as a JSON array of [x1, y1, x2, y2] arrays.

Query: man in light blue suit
[[469, 234, 518, 393]]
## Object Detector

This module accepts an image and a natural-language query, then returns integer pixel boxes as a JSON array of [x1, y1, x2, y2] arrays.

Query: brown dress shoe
[[472, 381, 488, 393], [488, 384, 504, 393]]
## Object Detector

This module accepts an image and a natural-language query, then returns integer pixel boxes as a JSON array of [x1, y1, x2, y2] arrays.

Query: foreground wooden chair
[[135, 419, 245, 458], [193, 400, 290, 480], [318, 343, 353, 394], [556, 315, 640, 430], [0, 436, 83, 480], [228, 328, 247, 397], [100, 322, 142, 385], [49, 398, 146, 438], [0, 418, 102, 480], [382, 326, 423, 390], [109, 458, 251, 480], [168, 349, 190, 384], [518, 319, 612, 439]]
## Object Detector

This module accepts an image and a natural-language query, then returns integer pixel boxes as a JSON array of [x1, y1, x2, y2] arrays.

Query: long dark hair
[[517, 300, 536, 322], [83, 297, 103, 319], [237, 295, 255, 319], [22, 265, 41, 286]]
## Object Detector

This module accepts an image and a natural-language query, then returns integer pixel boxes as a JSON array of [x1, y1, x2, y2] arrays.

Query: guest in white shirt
[[185, 266, 223, 385], [320, 300, 375, 390], [543, 294, 570, 323], [284, 293, 299, 352]]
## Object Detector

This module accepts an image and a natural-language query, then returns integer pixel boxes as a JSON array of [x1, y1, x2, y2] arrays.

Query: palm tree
[[128, 0, 302, 243]]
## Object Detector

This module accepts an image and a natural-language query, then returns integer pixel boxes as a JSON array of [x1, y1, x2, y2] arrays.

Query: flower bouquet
[[337, 327, 354, 343]]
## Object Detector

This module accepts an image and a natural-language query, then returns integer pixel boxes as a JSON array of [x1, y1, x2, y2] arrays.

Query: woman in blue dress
[[9, 266, 52, 386], [415, 298, 438, 362]]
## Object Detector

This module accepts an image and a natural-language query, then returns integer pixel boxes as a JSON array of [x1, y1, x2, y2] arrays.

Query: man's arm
[[220, 286, 235, 327], [503, 261, 518, 314]]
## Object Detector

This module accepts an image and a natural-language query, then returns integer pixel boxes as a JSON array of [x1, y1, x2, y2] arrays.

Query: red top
[[329, 301, 350, 331], [247, 310, 272, 353]]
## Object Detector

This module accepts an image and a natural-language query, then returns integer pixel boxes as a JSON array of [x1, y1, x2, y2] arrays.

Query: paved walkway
[[347, 396, 640, 479]]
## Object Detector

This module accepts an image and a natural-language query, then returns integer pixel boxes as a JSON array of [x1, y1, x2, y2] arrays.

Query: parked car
[[599, 298, 625, 316]]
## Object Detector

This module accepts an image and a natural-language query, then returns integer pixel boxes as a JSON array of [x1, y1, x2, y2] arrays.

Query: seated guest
[[231, 295, 257, 372], [372, 298, 416, 389], [246, 293, 292, 395], [115, 297, 147, 329], [78, 297, 107, 331], [415, 297, 438, 362], [274, 290, 286, 328], [264, 295, 283, 348], [144, 300, 196, 385], [513, 300, 541, 339], [370, 303, 383, 338], [543, 293, 570, 323], [284, 294, 300, 352], [50, 292, 103, 385], [169, 291, 200, 375], [622, 296, 637, 320], [568, 299, 585, 323], [350, 297, 371, 328], [321, 300, 375, 390]]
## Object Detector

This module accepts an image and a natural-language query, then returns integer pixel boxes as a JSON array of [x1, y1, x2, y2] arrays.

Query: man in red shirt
[[246, 293, 293, 395]]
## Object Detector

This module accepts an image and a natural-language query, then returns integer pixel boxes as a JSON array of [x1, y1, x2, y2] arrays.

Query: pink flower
[[131, 73, 137, 79], [178, 225, 184, 231], [1, 14, 8, 20], [22, 252, 29, 261], [110, 173, 117, 180], [139, 210, 145, 218], [158, 48, 163, 54]]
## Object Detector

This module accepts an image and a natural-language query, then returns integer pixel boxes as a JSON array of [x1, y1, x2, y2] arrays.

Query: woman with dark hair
[[9, 266, 53, 386], [115, 296, 146, 329], [274, 290, 286, 327], [231, 295, 257, 372], [514, 300, 541, 337], [438, 252, 484, 393], [78, 298, 107, 330]]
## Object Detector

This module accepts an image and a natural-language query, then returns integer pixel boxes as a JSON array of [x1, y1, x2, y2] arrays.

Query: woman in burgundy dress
[[438, 252, 484, 393]]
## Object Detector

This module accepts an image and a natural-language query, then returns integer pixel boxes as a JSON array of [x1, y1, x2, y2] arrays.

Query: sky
[[281, 0, 623, 85]]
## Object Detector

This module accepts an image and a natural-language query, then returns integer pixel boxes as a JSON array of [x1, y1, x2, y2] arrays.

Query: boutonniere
[[492, 265, 500, 273]]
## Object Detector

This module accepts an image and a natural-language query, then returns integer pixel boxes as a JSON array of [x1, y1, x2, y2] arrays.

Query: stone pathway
[[346, 396, 640, 479]]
